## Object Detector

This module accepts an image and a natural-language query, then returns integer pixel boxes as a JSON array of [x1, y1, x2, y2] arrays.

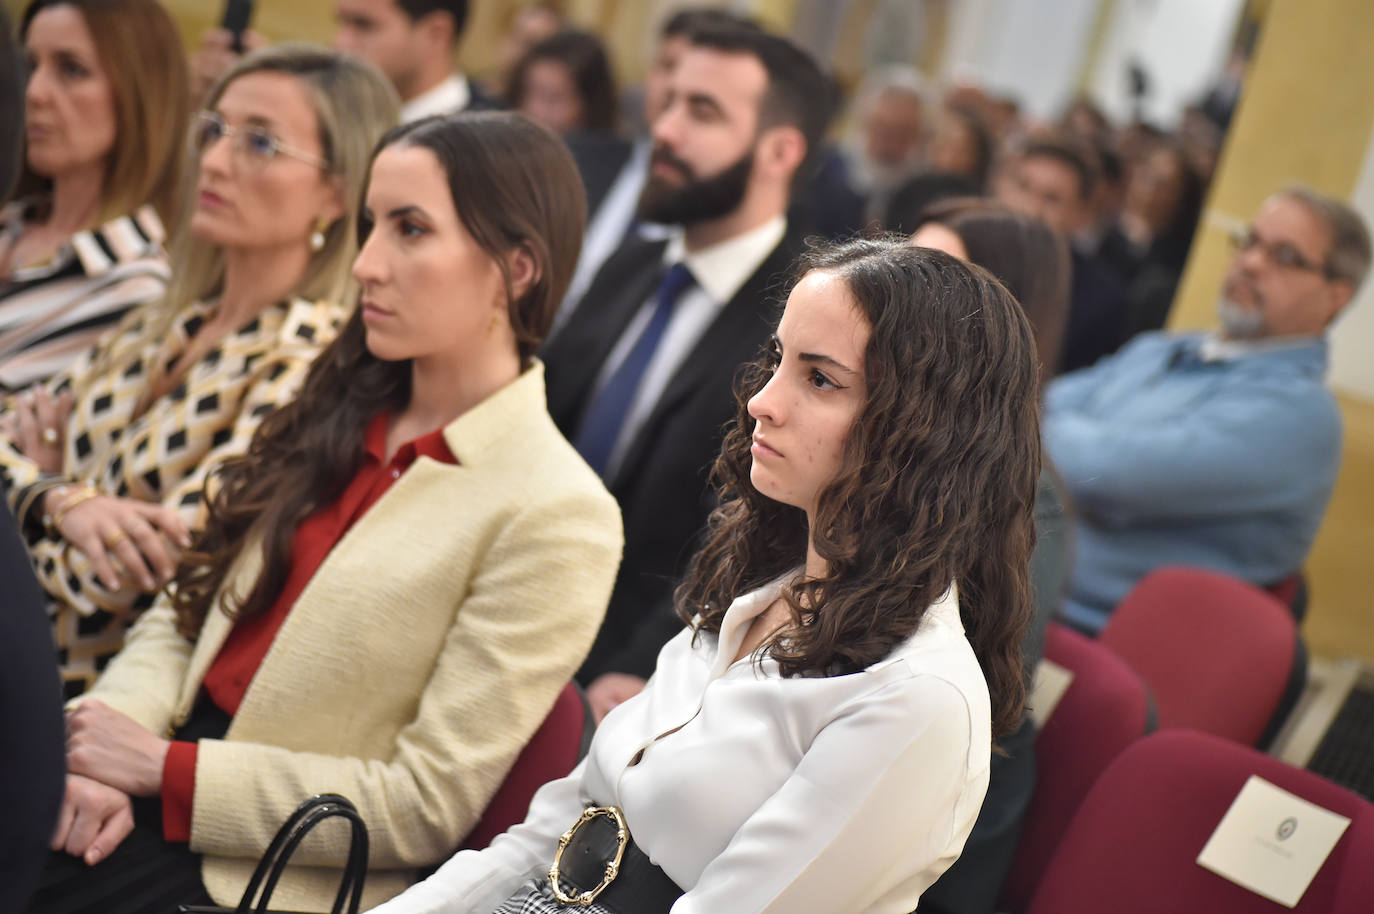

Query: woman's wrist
[[44, 483, 99, 536]]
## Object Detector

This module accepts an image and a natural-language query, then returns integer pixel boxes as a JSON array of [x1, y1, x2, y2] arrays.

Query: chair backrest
[[459, 681, 589, 851], [998, 623, 1153, 913], [1267, 571, 1309, 621], [1100, 566, 1298, 745], [1027, 729, 1374, 914]]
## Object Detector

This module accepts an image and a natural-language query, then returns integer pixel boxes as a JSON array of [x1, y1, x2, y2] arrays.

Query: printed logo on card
[[1277, 817, 1298, 841]]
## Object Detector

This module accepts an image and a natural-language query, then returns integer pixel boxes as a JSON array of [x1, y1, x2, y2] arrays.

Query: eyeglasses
[[1228, 226, 1335, 278], [191, 111, 329, 172]]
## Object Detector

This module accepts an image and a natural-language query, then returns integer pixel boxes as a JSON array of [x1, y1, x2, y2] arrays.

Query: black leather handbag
[[178, 793, 369, 914]]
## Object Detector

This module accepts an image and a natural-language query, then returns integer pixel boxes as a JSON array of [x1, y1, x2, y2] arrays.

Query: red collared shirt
[[161, 413, 456, 840]]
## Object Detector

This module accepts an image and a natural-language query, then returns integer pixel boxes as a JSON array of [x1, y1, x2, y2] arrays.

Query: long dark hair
[[508, 29, 619, 132], [914, 197, 1071, 384], [677, 238, 1041, 739], [172, 112, 586, 637]]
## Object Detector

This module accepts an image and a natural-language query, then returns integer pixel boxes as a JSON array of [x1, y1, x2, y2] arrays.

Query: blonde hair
[[13, 0, 191, 226], [165, 44, 401, 314], [86, 44, 398, 388]]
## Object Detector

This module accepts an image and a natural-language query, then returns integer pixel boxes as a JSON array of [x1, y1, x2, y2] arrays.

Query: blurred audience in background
[[996, 131, 1129, 374], [508, 28, 617, 135], [333, 0, 496, 120], [1114, 137, 1205, 336], [0, 0, 189, 391], [193, 0, 493, 120], [486, 2, 563, 99], [843, 65, 933, 225]]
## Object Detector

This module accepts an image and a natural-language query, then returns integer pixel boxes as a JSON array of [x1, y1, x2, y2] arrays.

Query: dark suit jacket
[[542, 230, 805, 681], [0, 498, 65, 912], [1059, 249, 1129, 375], [563, 130, 635, 220], [464, 79, 503, 112]]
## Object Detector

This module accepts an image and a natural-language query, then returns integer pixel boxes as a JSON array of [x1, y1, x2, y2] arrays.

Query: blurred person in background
[[928, 104, 995, 191], [195, 0, 494, 121], [0, 9, 65, 911], [997, 131, 1128, 374], [333, 0, 498, 120], [0, 0, 188, 391], [543, 25, 830, 720], [0, 45, 398, 699], [486, 3, 563, 99], [556, 8, 760, 327], [843, 65, 933, 225], [1115, 137, 1205, 336], [33, 111, 621, 914], [1179, 104, 1224, 185], [882, 104, 994, 232], [1045, 187, 1369, 634], [1060, 95, 1112, 146], [911, 198, 1072, 914], [508, 28, 617, 136]]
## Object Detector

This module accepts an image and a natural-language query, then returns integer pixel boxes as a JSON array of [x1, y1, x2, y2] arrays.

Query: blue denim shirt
[[1044, 330, 1341, 633]]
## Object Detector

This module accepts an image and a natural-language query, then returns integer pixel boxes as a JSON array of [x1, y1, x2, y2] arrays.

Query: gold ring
[[41, 426, 59, 445], [103, 529, 128, 548]]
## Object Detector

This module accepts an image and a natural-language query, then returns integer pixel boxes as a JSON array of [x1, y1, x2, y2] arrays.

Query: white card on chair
[[1196, 775, 1351, 907], [1028, 658, 1073, 730]]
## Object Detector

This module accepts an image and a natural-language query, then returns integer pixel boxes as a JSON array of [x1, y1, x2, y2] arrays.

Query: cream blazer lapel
[[169, 362, 554, 734]]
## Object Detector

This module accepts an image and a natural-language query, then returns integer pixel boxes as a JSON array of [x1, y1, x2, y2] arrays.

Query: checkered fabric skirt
[[491, 877, 622, 914]]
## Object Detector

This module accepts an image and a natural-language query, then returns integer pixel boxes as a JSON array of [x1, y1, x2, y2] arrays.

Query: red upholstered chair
[[458, 681, 591, 851], [998, 623, 1153, 913], [1100, 566, 1301, 746], [1027, 730, 1374, 914]]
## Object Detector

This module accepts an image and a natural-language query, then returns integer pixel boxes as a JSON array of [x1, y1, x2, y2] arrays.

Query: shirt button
[[391, 468, 400, 479]]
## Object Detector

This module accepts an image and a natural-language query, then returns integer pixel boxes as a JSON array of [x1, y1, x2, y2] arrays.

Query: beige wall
[[1168, 0, 1374, 661]]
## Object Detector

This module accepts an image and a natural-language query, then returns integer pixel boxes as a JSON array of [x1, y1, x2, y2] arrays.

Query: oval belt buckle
[[548, 806, 629, 906]]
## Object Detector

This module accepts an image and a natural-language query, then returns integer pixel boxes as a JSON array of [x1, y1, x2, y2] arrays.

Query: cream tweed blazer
[[84, 362, 623, 910]]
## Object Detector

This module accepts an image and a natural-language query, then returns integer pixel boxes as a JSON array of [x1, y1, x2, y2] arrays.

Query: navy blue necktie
[[574, 263, 695, 477]]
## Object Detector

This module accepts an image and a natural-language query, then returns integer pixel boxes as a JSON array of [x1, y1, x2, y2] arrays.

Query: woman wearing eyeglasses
[[0, 44, 399, 699]]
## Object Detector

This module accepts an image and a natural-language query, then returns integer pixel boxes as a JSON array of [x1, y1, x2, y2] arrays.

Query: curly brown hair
[[676, 237, 1041, 740], [170, 112, 586, 637]]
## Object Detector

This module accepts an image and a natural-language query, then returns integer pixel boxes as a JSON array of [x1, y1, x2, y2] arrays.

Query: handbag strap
[[235, 794, 369, 914], [257, 803, 368, 914]]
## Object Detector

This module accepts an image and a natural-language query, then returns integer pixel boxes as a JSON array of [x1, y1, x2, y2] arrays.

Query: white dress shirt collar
[[663, 214, 788, 305], [1199, 332, 1322, 362], [400, 73, 471, 123]]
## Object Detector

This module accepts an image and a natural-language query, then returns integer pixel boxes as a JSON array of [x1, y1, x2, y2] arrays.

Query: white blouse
[[371, 577, 991, 914]]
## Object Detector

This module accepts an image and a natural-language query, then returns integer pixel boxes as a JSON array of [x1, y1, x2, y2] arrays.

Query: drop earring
[[310, 218, 329, 252]]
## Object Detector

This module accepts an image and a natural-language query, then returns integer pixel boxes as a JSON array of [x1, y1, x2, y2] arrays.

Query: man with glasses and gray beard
[[540, 26, 830, 719], [1044, 187, 1370, 634]]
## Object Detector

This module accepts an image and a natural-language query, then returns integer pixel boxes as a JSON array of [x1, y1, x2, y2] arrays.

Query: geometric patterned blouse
[[0, 295, 347, 697]]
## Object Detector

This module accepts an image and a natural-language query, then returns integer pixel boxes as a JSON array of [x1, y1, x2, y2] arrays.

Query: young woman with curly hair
[[375, 236, 1042, 914]]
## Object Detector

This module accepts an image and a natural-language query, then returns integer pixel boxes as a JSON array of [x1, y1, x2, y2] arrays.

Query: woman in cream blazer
[[35, 114, 622, 913]]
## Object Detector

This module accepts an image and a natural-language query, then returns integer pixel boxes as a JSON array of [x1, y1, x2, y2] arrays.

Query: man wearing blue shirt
[[1045, 186, 1370, 633]]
